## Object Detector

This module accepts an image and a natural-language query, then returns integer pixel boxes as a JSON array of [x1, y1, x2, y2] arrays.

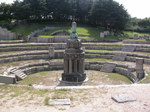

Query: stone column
[[49, 47, 54, 59], [69, 59, 72, 73], [136, 58, 145, 80], [74, 60, 77, 72]]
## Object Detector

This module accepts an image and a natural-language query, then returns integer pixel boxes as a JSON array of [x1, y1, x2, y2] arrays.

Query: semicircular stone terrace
[[0, 41, 149, 84]]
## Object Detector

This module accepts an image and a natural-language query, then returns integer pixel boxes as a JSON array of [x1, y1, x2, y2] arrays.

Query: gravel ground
[[0, 84, 150, 112]]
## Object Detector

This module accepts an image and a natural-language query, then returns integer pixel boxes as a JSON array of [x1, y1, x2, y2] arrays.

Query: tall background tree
[[0, 0, 132, 32], [88, 0, 129, 31]]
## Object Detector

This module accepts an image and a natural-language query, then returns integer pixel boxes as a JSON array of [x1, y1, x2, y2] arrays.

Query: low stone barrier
[[0, 27, 18, 40], [0, 61, 142, 84], [0, 40, 24, 44], [0, 55, 49, 63], [0, 75, 16, 84], [27, 27, 61, 41], [135, 48, 150, 52], [123, 41, 150, 44], [114, 67, 136, 82], [0, 46, 49, 52]]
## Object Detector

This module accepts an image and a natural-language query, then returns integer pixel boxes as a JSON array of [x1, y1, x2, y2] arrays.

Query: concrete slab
[[112, 94, 136, 103], [48, 99, 71, 105]]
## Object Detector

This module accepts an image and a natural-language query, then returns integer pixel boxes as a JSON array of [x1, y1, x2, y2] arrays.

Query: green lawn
[[11, 23, 130, 40], [41, 26, 102, 40], [124, 31, 150, 37]]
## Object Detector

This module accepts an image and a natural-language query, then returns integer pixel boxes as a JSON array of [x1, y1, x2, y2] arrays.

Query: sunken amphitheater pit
[[0, 27, 150, 87]]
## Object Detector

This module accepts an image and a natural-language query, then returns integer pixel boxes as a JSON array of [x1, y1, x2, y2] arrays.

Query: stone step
[[15, 73, 27, 80], [112, 53, 127, 61], [122, 45, 136, 52], [13, 70, 23, 74]]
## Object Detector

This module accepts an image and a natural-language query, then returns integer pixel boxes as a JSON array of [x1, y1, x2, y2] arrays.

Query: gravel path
[[0, 84, 150, 112]]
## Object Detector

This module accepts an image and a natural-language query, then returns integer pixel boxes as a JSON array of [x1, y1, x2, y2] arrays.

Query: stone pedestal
[[62, 39, 86, 82], [136, 58, 145, 80]]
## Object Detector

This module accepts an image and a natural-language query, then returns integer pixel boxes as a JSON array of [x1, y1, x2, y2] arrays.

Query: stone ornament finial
[[72, 22, 76, 33], [70, 22, 78, 39]]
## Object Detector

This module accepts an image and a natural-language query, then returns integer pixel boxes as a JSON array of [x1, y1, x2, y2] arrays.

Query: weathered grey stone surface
[[48, 99, 71, 105], [112, 94, 136, 103], [0, 75, 16, 84], [122, 45, 136, 52], [114, 67, 136, 82], [49, 47, 54, 59], [112, 53, 127, 61], [100, 63, 116, 73], [123, 40, 150, 44], [100, 32, 105, 38], [62, 22, 86, 82], [0, 27, 18, 40], [62, 39, 86, 82], [14, 69, 27, 80], [136, 58, 145, 80]]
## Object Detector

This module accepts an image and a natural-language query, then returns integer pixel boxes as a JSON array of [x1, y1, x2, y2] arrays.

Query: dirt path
[[0, 84, 150, 112]]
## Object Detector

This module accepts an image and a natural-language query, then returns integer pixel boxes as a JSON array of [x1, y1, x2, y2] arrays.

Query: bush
[[0, 21, 13, 30]]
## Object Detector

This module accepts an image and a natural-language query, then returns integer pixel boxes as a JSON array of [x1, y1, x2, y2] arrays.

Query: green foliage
[[1, 0, 130, 32], [126, 17, 150, 33], [89, 0, 129, 31], [0, 3, 12, 21]]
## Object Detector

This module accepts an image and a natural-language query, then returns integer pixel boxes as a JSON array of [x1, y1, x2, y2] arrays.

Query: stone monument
[[62, 22, 86, 82]]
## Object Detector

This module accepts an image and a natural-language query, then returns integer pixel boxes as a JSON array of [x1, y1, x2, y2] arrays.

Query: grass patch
[[11, 23, 129, 40], [86, 58, 113, 62], [51, 89, 70, 99], [86, 49, 123, 53], [106, 73, 131, 83], [139, 72, 150, 83], [38, 35, 55, 38], [44, 97, 50, 105], [124, 39, 146, 41]]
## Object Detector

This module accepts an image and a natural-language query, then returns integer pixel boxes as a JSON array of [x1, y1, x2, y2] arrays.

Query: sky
[[0, 0, 150, 19]]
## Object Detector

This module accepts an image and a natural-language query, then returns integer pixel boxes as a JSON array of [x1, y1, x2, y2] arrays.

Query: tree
[[11, 0, 31, 20], [88, 0, 129, 31], [138, 18, 150, 29], [0, 3, 12, 21]]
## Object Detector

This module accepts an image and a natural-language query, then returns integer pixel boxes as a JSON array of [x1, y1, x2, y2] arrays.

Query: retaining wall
[[123, 41, 150, 44]]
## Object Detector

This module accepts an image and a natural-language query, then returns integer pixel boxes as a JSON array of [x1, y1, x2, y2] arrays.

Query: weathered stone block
[[100, 63, 116, 73], [0, 75, 16, 84], [112, 53, 127, 61]]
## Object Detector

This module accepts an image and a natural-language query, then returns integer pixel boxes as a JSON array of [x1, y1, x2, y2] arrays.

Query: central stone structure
[[62, 22, 86, 82]]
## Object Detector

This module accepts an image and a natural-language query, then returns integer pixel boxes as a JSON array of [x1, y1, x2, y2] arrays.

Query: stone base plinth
[[62, 73, 86, 82]]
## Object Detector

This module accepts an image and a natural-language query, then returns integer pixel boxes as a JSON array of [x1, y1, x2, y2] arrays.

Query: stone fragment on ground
[[48, 99, 71, 105], [112, 94, 136, 103]]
